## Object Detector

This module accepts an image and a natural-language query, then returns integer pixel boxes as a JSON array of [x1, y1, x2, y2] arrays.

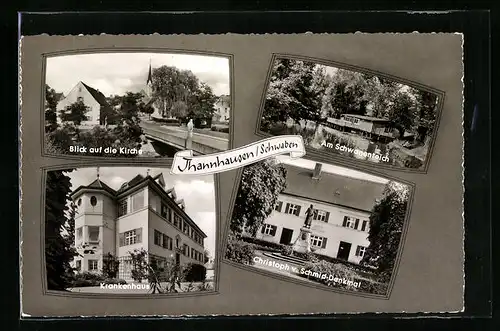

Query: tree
[[129, 248, 148, 283], [102, 253, 120, 279], [361, 181, 410, 282], [170, 100, 189, 119], [387, 91, 418, 138], [203, 250, 210, 264], [261, 59, 329, 129], [60, 100, 90, 125], [45, 85, 63, 132], [411, 88, 438, 143], [45, 170, 79, 290], [188, 82, 217, 120], [231, 159, 288, 236], [151, 66, 199, 118]]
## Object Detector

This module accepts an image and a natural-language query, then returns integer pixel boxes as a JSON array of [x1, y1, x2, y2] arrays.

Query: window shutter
[[325, 212, 330, 223], [119, 233, 125, 247], [270, 225, 277, 236], [321, 237, 328, 249], [162, 234, 167, 248], [136, 228, 142, 243], [354, 219, 359, 230], [342, 216, 348, 227], [356, 246, 361, 256], [313, 209, 318, 220], [295, 205, 302, 216], [276, 201, 283, 212], [361, 220, 367, 231], [261, 225, 266, 234], [285, 203, 290, 214]]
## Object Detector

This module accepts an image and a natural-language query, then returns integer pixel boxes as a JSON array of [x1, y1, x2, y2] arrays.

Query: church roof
[[147, 63, 153, 85], [81, 82, 112, 109], [280, 163, 387, 212]]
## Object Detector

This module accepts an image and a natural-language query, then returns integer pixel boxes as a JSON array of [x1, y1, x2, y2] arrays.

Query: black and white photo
[[44, 52, 231, 158], [45, 166, 217, 294], [224, 156, 412, 297], [258, 56, 441, 171]]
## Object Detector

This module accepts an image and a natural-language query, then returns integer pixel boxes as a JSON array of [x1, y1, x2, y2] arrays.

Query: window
[[88, 226, 99, 243], [88, 260, 98, 271], [75, 260, 81, 271], [310, 235, 327, 248], [384, 126, 393, 133], [77, 198, 82, 206], [355, 245, 367, 257], [154, 230, 163, 247], [342, 216, 360, 230], [361, 220, 368, 232], [191, 247, 195, 259], [77, 95, 83, 101], [313, 209, 330, 222], [131, 190, 144, 212], [76, 227, 83, 240], [90, 196, 97, 206], [274, 200, 283, 212], [183, 244, 189, 256], [161, 203, 170, 221], [163, 234, 172, 250], [175, 235, 181, 248], [284, 203, 301, 216], [261, 224, 277, 236], [183, 222, 190, 235], [124, 229, 138, 245], [174, 214, 181, 228], [118, 199, 128, 217]]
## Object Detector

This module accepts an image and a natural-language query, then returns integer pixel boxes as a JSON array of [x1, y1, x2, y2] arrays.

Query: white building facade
[[70, 172, 207, 280], [255, 163, 386, 264]]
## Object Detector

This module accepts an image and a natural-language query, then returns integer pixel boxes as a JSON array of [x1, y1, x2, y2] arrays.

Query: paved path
[[140, 121, 229, 151]]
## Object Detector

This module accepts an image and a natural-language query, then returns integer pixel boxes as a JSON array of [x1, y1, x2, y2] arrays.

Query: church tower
[[146, 59, 153, 97]]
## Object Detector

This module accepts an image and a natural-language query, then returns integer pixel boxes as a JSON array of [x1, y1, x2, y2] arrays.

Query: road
[[140, 120, 229, 152]]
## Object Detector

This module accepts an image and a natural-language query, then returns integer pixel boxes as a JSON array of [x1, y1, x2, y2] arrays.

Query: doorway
[[279, 228, 294, 245], [336, 241, 352, 261]]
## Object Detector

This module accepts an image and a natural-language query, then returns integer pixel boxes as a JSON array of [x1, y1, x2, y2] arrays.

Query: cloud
[[46, 52, 230, 97]]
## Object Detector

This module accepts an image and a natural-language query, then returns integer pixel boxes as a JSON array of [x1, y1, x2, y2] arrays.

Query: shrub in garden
[[182, 263, 207, 282], [240, 236, 285, 252], [225, 234, 255, 265], [281, 245, 293, 256]]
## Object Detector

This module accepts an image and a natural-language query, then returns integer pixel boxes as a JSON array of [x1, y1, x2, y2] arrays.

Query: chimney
[[312, 163, 322, 180]]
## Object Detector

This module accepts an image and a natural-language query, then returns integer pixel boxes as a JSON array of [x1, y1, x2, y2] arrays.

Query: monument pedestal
[[292, 227, 312, 253]]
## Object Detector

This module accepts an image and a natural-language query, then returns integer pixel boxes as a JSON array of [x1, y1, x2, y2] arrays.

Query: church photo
[[44, 52, 231, 158], [224, 156, 412, 297]]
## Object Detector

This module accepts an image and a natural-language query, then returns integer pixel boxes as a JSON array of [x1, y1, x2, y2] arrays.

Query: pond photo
[[258, 57, 442, 171]]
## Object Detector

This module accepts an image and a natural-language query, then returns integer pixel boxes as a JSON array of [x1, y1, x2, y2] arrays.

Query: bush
[[281, 245, 293, 256], [210, 125, 229, 133], [70, 272, 106, 287], [404, 155, 424, 169], [182, 263, 207, 282], [240, 236, 286, 252], [358, 280, 389, 295], [225, 234, 255, 265], [211, 126, 217, 131], [102, 253, 120, 279]]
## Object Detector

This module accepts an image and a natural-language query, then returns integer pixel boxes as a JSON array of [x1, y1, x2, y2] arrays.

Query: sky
[[275, 155, 390, 184], [46, 52, 230, 97], [65, 166, 217, 259]]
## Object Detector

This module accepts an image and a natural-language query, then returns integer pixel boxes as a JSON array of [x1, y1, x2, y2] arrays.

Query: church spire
[[147, 59, 153, 85], [96, 166, 100, 179]]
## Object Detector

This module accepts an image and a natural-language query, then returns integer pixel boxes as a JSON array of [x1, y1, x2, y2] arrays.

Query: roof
[[280, 164, 387, 212], [70, 178, 116, 198], [81, 82, 111, 109], [341, 114, 391, 123]]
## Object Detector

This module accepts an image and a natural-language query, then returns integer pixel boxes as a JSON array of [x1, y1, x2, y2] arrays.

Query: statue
[[304, 204, 314, 228]]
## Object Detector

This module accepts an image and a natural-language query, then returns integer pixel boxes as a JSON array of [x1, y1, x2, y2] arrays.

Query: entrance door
[[279, 228, 294, 245], [336, 241, 352, 261], [175, 253, 180, 265]]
